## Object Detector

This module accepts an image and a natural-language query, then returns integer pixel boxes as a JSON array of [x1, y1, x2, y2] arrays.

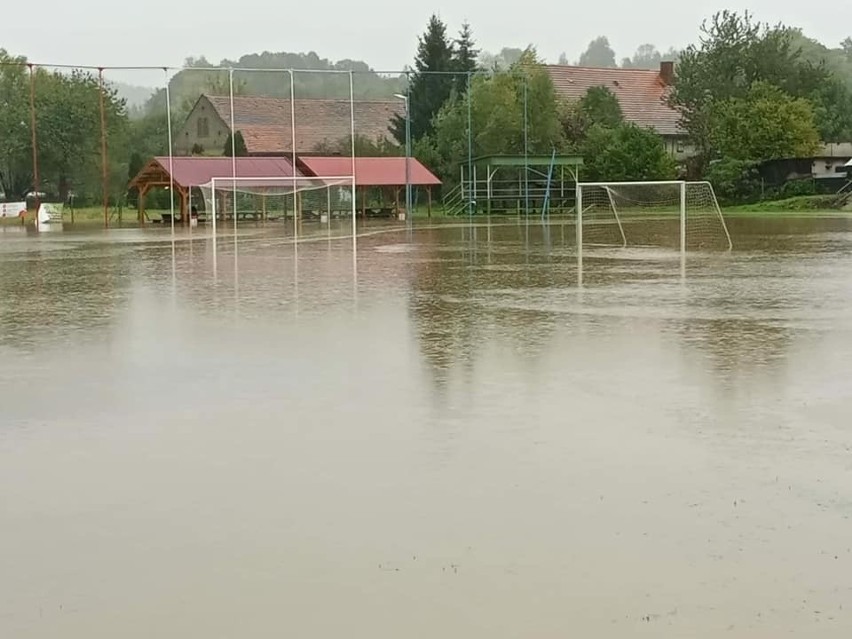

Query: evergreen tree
[[223, 131, 248, 156], [391, 14, 455, 144], [452, 22, 479, 93]]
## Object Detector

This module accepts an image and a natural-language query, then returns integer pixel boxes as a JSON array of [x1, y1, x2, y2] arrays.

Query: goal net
[[199, 176, 356, 232], [576, 181, 732, 251]]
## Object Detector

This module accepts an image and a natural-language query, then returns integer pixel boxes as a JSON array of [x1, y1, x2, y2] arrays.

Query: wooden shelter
[[298, 156, 442, 217], [128, 156, 298, 224]]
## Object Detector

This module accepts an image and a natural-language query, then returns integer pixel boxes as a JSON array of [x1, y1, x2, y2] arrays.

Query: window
[[197, 117, 210, 139]]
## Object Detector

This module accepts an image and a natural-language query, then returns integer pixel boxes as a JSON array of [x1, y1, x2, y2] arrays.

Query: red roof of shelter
[[130, 156, 299, 189], [543, 65, 681, 136], [299, 157, 442, 187]]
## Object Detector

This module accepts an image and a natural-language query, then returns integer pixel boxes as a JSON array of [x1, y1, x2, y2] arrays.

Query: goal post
[[575, 180, 732, 252], [201, 176, 357, 235]]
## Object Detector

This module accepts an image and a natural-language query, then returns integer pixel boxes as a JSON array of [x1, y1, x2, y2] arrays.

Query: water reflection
[[2, 215, 852, 638]]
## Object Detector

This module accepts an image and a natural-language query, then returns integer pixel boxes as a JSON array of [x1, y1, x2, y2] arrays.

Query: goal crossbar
[[578, 180, 687, 188]]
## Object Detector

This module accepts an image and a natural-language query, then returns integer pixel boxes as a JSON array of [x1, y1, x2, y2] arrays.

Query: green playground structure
[[445, 154, 583, 216]]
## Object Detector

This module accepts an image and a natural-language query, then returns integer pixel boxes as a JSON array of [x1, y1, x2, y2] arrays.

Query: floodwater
[[1, 215, 852, 638]]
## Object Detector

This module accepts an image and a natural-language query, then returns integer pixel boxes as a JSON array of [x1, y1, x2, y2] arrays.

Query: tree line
[[397, 11, 852, 202], [391, 17, 675, 188], [2, 11, 852, 208], [0, 51, 130, 204]]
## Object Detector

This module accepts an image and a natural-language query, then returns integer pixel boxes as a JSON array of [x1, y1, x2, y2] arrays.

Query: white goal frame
[[576, 180, 732, 253], [206, 175, 357, 236]]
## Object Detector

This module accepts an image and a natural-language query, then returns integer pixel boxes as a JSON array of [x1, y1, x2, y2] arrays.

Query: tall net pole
[[467, 71, 473, 218], [98, 68, 109, 228], [523, 73, 529, 217], [289, 69, 298, 241], [405, 72, 411, 230], [680, 180, 687, 278], [576, 186, 584, 250], [288, 69, 297, 226], [349, 71, 357, 246], [680, 181, 688, 254], [28, 64, 40, 227], [229, 68, 238, 236], [164, 68, 176, 236]]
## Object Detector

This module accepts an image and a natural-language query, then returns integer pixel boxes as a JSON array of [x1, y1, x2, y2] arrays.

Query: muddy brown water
[[1, 216, 852, 638]]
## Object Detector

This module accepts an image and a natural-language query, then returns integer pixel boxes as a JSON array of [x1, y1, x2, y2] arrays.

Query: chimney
[[660, 61, 675, 85]]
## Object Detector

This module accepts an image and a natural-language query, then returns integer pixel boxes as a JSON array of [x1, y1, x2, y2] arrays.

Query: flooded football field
[[1, 215, 851, 638]]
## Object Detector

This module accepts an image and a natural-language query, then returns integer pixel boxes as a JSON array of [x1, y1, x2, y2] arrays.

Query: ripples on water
[[1, 216, 852, 638]]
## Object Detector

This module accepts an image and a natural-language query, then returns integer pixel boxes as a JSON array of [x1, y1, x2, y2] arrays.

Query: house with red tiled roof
[[544, 62, 688, 158], [175, 94, 403, 157]]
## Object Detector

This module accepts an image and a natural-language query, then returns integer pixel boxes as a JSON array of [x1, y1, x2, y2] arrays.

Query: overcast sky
[[5, 0, 851, 86]]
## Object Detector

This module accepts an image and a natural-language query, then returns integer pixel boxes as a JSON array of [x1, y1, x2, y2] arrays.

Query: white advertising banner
[[0, 202, 27, 219], [37, 203, 63, 223]]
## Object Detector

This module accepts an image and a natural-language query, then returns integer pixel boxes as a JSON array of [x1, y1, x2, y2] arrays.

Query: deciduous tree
[[580, 86, 624, 128], [423, 51, 563, 180], [621, 44, 662, 69], [580, 123, 677, 182], [842, 37, 852, 62], [709, 82, 820, 162], [672, 11, 852, 169], [0, 50, 31, 198], [578, 37, 617, 68]]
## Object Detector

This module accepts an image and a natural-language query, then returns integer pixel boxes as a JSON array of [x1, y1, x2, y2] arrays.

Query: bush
[[581, 123, 677, 182], [704, 158, 761, 204], [778, 179, 817, 198]]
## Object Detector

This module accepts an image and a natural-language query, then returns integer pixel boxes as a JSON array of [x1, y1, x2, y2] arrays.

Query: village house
[[544, 61, 687, 158], [174, 94, 403, 156]]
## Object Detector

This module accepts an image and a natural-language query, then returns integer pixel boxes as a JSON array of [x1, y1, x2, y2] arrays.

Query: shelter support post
[[138, 185, 148, 225], [179, 187, 188, 226]]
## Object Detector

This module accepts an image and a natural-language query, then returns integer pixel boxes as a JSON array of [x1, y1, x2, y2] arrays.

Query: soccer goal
[[199, 176, 356, 234], [576, 181, 732, 252]]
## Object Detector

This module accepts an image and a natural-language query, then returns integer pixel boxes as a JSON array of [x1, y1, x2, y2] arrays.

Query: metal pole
[[467, 71, 473, 218], [98, 68, 110, 228], [28, 64, 41, 228], [211, 178, 217, 234], [289, 69, 297, 237], [165, 68, 175, 235], [405, 75, 411, 228], [524, 74, 529, 217], [289, 69, 297, 207], [576, 184, 583, 287], [229, 68, 237, 235], [349, 71, 357, 244], [680, 180, 687, 256]]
